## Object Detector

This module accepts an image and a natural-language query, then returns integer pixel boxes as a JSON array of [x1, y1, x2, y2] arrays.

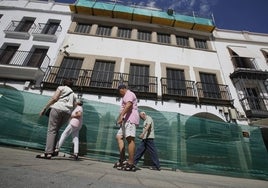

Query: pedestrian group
[[36, 79, 160, 171]]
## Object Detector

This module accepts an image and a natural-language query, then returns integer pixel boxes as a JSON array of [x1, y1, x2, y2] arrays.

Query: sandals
[[113, 159, 136, 171], [120, 162, 136, 172], [113, 160, 127, 169], [35, 153, 52, 159], [122, 163, 136, 171], [52, 150, 59, 157]]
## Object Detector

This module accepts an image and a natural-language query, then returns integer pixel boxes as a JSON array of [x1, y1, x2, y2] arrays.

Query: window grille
[[176, 36, 189, 47], [117, 27, 131, 38], [157, 33, 170, 44], [75, 23, 91, 33], [195, 39, 208, 49], [96, 25, 112, 36], [137, 30, 151, 41]]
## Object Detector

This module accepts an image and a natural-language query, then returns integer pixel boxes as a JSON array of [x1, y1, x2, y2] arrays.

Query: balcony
[[241, 96, 268, 118], [161, 78, 197, 103], [42, 66, 158, 100], [0, 50, 50, 83], [32, 23, 62, 43], [4, 21, 36, 40], [230, 67, 268, 119], [122, 73, 158, 100], [230, 68, 268, 80], [196, 82, 233, 106]]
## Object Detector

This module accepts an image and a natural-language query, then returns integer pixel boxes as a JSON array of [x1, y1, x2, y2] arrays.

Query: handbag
[[45, 107, 51, 117], [44, 91, 73, 117]]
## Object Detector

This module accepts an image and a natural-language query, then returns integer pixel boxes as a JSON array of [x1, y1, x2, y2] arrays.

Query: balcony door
[[200, 73, 220, 99], [129, 64, 149, 92], [15, 19, 34, 32], [166, 68, 186, 95], [42, 21, 60, 35], [26, 48, 48, 68], [0, 45, 19, 65], [55, 57, 83, 84], [90, 60, 115, 88]]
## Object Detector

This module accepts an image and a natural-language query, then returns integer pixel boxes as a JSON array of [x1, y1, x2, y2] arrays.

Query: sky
[[55, 0, 268, 34]]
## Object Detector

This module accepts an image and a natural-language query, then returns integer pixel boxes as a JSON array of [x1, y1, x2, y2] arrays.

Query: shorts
[[116, 121, 136, 138]]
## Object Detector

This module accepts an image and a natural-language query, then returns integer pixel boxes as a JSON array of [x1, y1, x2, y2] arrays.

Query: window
[[26, 48, 48, 68], [157, 33, 170, 44], [200, 73, 220, 98], [55, 57, 83, 84], [233, 57, 255, 69], [75, 23, 91, 33], [90, 60, 115, 88], [166, 68, 186, 95], [245, 88, 261, 110], [0, 45, 19, 65], [176, 36, 189, 47], [129, 64, 149, 92], [194, 39, 208, 49], [96, 25, 112, 36], [15, 17, 35, 32], [117, 27, 131, 38], [230, 51, 256, 69], [228, 46, 257, 70], [42, 20, 60, 35], [137, 30, 151, 41]]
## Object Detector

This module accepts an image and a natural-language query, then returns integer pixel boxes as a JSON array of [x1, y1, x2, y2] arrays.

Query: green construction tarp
[[0, 85, 267, 180]]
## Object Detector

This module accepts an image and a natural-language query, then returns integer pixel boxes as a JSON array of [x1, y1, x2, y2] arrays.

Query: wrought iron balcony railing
[[0, 49, 50, 72], [32, 23, 62, 42], [230, 68, 268, 80], [4, 21, 36, 39], [160, 78, 197, 103], [240, 96, 268, 118], [42, 66, 158, 99], [0, 49, 50, 82], [196, 82, 233, 106], [121, 73, 158, 99]]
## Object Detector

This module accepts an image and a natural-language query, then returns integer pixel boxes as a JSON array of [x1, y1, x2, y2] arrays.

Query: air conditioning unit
[[229, 108, 237, 120]]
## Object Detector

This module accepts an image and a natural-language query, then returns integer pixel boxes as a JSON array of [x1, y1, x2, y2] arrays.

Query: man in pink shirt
[[114, 84, 139, 171]]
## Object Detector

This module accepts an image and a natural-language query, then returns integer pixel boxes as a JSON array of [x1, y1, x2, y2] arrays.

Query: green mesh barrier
[[0, 86, 267, 180]]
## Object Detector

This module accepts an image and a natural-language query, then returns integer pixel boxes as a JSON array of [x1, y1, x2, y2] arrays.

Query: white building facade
[[1, 0, 268, 178], [0, 0, 71, 92], [1, 0, 268, 126]]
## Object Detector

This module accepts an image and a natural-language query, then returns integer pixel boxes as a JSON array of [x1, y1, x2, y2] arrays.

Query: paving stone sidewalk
[[0, 146, 267, 188]]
